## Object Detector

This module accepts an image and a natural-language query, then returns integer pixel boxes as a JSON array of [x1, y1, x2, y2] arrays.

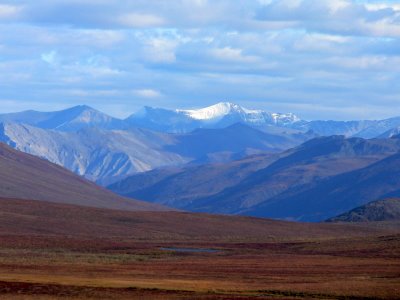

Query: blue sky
[[0, 0, 399, 120]]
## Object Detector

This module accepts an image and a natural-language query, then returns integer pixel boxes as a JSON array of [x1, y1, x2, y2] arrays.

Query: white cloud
[[210, 47, 260, 63], [66, 65, 123, 77], [41, 50, 57, 64], [362, 19, 400, 38], [327, 0, 350, 14], [365, 3, 400, 12], [118, 13, 165, 28], [0, 4, 22, 20], [143, 38, 178, 63], [1, 0, 400, 120], [134, 89, 162, 98], [68, 89, 121, 97], [75, 30, 124, 47]]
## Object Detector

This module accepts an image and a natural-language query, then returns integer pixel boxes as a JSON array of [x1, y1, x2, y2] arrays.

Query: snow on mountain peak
[[271, 112, 301, 124], [174, 102, 300, 126], [177, 102, 243, 120]]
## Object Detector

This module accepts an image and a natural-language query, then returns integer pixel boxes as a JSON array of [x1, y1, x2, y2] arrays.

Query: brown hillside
[[0, 143, 165, 211], [0, 197, 396, 241]]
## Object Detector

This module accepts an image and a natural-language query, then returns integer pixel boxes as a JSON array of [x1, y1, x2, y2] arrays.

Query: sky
[[0, 0, 399, 120]]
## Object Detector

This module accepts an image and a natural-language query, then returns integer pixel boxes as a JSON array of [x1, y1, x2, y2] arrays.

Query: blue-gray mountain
[[0, 105, 124, 132], [1, 102, 400, 185], [127, 102, 400, 138], [109, 135, 400, 221], [0, 121, 312, 185], [2, 102, 400, 137], [245, 150, 400, 222]]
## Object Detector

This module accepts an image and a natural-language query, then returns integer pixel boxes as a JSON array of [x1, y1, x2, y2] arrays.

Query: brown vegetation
[[0, 142, 165, 211], [0, 198, 399, 299]]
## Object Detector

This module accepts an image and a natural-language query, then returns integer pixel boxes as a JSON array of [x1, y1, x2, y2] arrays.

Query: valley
[[1, 103, 400, 299], [3, 1, 400, 298], [0, 198, 399, 299]]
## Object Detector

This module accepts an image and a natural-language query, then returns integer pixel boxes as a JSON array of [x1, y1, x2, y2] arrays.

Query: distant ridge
[[327, 198, 400, 222], [109, 135, 400, 216], [2, 102, 400, 184], [0, 105, 124, 131], [1, 102, 400, 137], [247, 150, 400, 221]]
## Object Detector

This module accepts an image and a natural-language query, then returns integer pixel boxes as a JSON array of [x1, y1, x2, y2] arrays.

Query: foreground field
[[0, 198, 399, 299]]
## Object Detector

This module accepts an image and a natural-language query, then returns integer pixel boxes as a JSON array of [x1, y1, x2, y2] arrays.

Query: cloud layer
[[0, 0, 399, 120]]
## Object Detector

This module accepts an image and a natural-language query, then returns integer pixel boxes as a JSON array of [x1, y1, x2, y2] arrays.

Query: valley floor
[[0, 235, 399, 299], [0, 199, 399, 299]]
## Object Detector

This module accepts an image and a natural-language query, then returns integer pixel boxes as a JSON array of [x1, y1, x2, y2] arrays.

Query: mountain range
[[2, 102, 400, 220], [109, 135, 400, 221], [126, 102, 400, 138], [2, 102, 400, 137], [247, 148, 400, 221], [0, 121, 312, 184], [127, 102, 301, 133]]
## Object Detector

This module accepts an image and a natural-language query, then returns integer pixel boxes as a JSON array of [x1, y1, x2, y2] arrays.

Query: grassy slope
[[0, 143, 165, 211], [0, 198, 399, 299], [0, 197, 396, 241]]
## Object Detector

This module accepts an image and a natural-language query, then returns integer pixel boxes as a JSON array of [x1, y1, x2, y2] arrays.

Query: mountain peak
[[126, 102, 302, 133], [64, 104, 97, 114], [177, 102, 245, 121]]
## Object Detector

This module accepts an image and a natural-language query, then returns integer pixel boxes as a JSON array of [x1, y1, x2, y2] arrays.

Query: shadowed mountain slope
[[327, 198, 400, 222], [110, 136, 400, 214], [246, 151, 400, 222], [108, 153, 279, 208], [0, 142, 166, 211]]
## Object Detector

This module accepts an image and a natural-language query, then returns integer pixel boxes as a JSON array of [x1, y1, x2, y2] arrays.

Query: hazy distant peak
[[378, 126, 400, 139]]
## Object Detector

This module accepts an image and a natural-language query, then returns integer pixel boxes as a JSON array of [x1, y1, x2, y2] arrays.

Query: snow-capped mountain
[[1, 101, 400, 185], [126, 102, 301, 133], [126, 102, 400, 138], [178, 102, 299, 125], [3, 102, 400, 138], [0, 105, 124, 131]]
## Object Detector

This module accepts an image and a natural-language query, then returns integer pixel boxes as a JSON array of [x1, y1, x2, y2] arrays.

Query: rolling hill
[[0, 197, 393, 241], [0, 142, 165, 211]]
